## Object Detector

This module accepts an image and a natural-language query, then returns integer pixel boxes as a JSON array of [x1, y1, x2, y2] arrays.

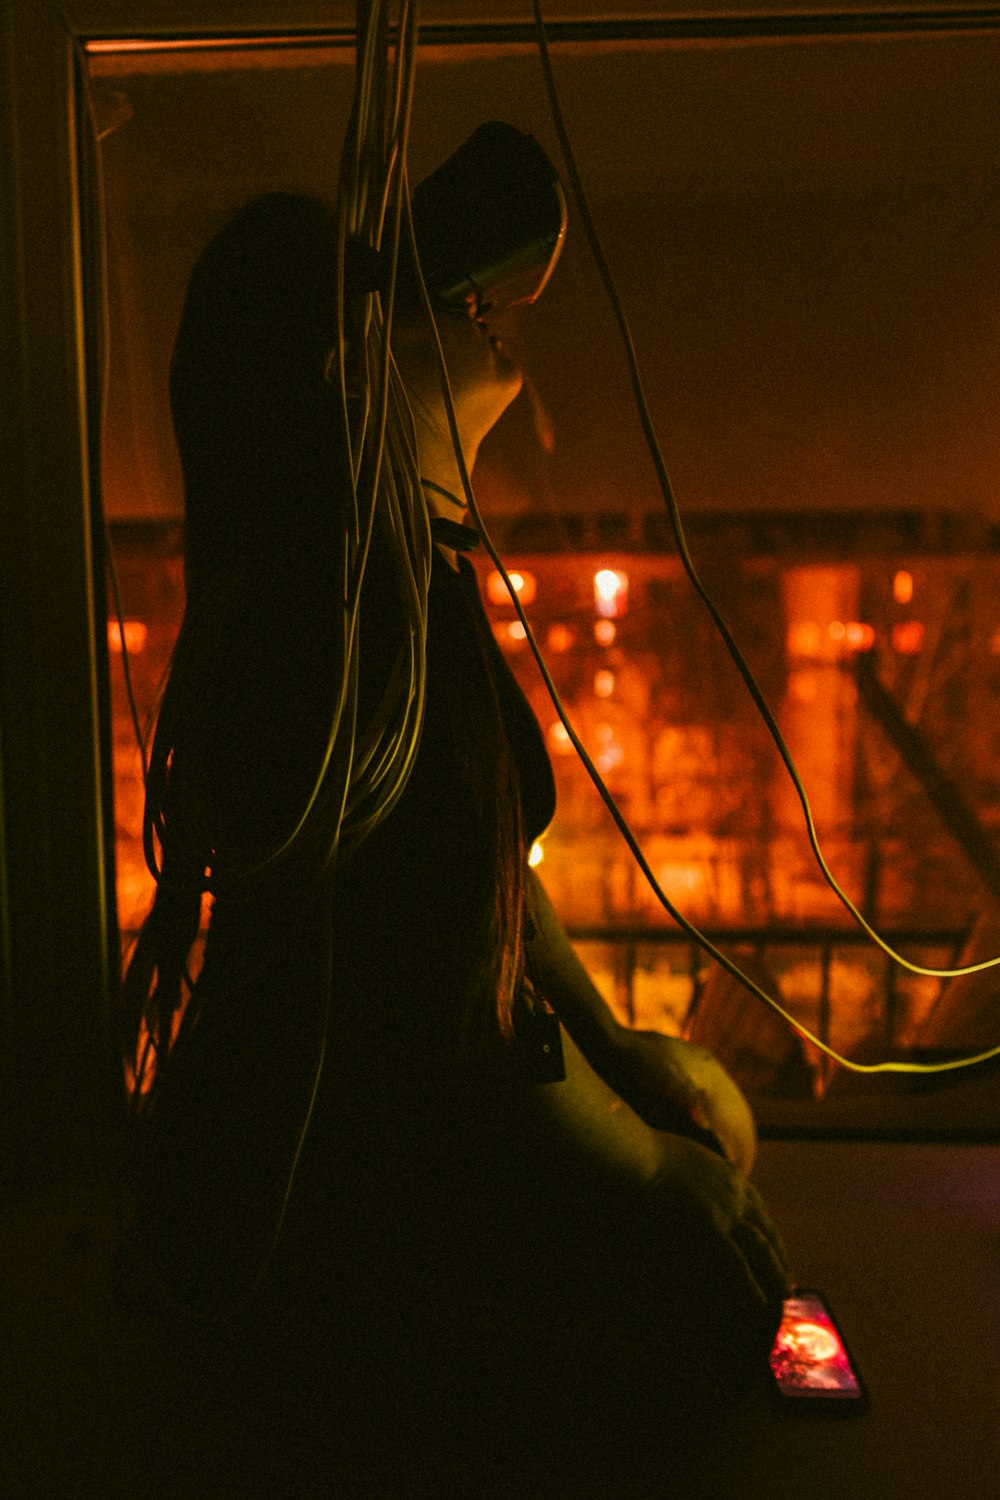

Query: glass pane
[[88, 28, 1000, 1134]]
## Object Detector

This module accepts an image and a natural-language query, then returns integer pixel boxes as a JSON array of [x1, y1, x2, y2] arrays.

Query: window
[[85, 16, 1000, 1137]]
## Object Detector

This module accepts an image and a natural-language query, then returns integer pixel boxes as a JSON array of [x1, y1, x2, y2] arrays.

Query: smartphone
[[768, 1288, 868, 1414]]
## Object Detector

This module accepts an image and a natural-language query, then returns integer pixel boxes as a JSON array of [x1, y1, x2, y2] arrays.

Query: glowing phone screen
[[769, 1291, 864, 1400]]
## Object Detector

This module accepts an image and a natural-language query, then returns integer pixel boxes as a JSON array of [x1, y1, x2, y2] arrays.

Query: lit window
[[893, 569, 914, 605], [595, 746, 624, 773], [657, 862, 704, 898], [547, 720, 573, 755], [830, 620, 876, 651], [547, 622, 575, 653], [506, 621, 527, 644], [594, 669, 615, 698], [790, 620, 873, 657], [892, 620, 924, 654], [594, 568, 628, 618], [788, 669, 818, 704], [843, 622, 875, 652], [107, 618, 149, 654], [487, 568, 536, 606], [594, 619, 616, 646], [594, 723, 624, 773], [787, 621, 822, 657]]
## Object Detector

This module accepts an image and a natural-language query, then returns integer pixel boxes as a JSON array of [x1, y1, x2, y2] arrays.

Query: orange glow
[[125, 1018, 156, 1097], [487, 568, 536, 606], [547, 622, 576, 653], [594, 669, 615, 698], [594, 568, 628, 618], [892, 620, 924, 654], [125, 1005, 186, 1097], [843, 622, 875, 651], [829, 620, 875, 651], [506, 621, 527, 643], [657, 861, 704, 898], [788, 669, 819, 704], [787, 621, 823, 657], [594, 722, 624, 773], [86, 36, 356, 66], [893, 569, 914, 604], [547, 720, 573, 755], [594, 619, 617, 646], [108, 618, 148, 654], [788, 620, 873, 657], [87, 36, 311, 54]]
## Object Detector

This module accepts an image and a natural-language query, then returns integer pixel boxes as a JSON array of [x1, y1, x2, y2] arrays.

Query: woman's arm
[[523, 1017, 791, 1319], [525, 869, 758, 1176]]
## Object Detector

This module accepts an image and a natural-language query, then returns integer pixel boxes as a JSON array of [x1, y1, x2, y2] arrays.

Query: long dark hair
[[120, 194, 350, 1095], [120, 192, 526, 1099]]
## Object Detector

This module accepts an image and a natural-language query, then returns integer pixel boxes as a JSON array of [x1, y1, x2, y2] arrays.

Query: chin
[[495, 347, 524, 396], [504, 361, 524, 397], [494, 364, 523, 420]]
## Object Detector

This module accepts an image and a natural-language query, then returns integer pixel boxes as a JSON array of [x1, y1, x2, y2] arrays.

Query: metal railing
[[566, 924, 967, 1058]]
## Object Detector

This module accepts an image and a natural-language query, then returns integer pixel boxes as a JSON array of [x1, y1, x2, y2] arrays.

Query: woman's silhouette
[[117, 190, 789, 1498]]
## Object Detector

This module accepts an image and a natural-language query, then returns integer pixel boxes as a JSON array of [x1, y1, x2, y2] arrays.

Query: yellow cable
[[388, 10, 999, 1076], [529, 1, 1000, 991]]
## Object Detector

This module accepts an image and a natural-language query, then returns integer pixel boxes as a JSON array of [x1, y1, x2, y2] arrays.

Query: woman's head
[[170, 193, 521, 595], [170, 193, 345, 600], [127, 195, 528, 1102]]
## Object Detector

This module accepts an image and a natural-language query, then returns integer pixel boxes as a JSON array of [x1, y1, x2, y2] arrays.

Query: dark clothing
[[123, 550, 571, 1491], [121, 550, 769, 1499]]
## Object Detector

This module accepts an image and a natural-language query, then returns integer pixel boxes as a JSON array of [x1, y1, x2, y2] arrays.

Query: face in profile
[[391, 298, 523, 457]]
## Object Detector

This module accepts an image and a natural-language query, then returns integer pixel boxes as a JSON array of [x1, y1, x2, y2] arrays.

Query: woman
[[119, 192, 790, 1498]]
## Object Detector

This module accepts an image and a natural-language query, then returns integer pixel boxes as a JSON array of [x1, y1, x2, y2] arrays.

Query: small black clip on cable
[[430, 516, 480, 552]]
